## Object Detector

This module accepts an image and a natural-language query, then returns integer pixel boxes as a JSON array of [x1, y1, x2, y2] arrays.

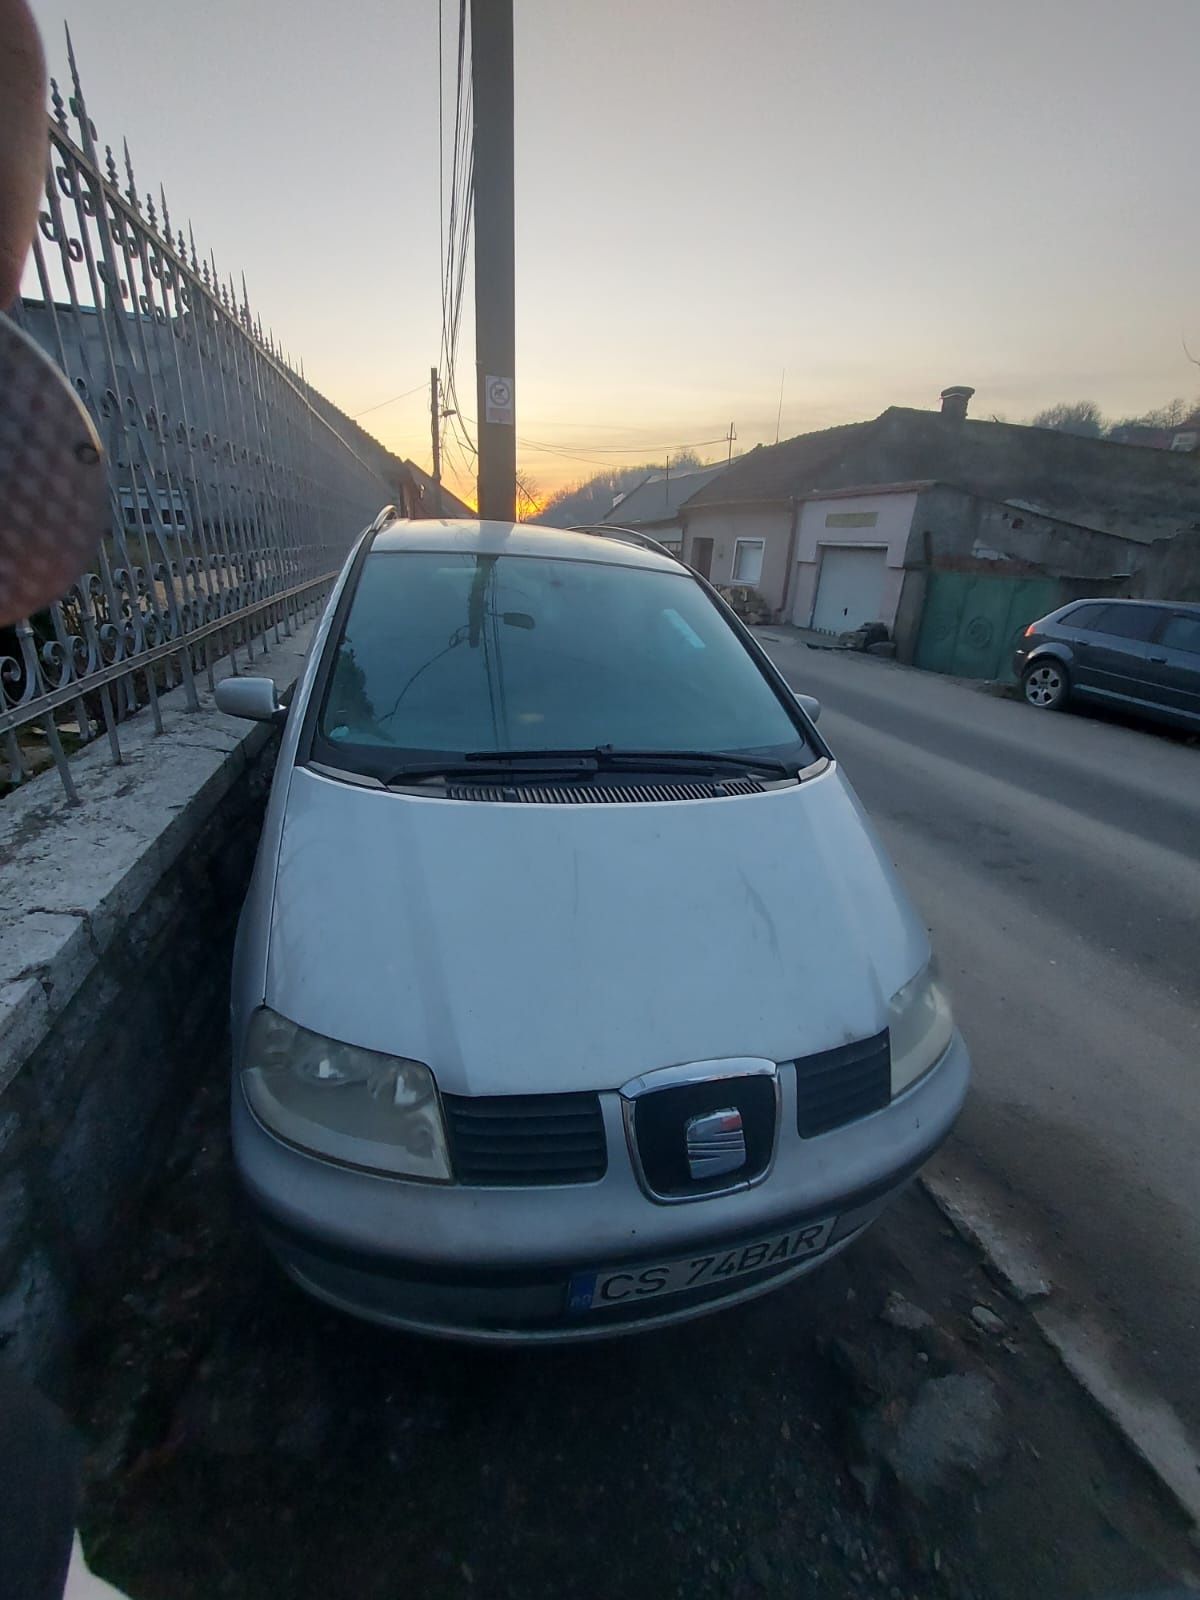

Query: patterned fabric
[[0, 311, 105, 627]]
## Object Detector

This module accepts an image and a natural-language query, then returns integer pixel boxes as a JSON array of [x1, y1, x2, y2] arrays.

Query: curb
[[920, 1167, 1200, 1535]]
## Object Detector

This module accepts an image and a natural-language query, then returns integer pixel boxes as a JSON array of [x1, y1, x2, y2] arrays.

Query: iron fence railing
[[2, 38, 392, 802]]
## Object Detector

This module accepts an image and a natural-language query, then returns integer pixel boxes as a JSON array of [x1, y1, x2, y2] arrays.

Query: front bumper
[[235, 1031, 969, 1342]]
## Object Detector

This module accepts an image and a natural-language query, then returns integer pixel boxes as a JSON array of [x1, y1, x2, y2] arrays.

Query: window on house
[[731, 538, 765, 586], [1160, 613, 1200, 655], [824, 511, 878, 529]]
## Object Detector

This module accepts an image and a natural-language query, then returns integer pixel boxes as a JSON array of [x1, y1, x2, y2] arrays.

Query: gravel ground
[[58, 1069, 1196, 1600]]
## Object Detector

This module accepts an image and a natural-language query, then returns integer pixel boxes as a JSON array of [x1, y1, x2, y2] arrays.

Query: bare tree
[[515, 473, 543, 522], [1031, 400, 1105, 438]]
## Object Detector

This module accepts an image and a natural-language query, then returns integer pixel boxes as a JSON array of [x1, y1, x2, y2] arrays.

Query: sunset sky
[[29, 0, 1200, 504]]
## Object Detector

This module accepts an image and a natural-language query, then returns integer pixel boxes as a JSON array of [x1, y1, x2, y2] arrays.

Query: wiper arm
[[462, 746, 797, 777], [384, 753, 599, 785], [383, 747, 796, 784], [593, 747, 796, 778]]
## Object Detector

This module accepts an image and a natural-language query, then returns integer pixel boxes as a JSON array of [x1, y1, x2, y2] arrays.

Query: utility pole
[[775, 368, 785, 445], [471, 0, 516, 522], [725, 421, 738, 462], [430, 366, 442, 515]]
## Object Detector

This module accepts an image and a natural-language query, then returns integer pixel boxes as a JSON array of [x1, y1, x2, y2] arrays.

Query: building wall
[[681, 504, 794, 612], [896, 484, 1200, 663], [908, 484, 1148, 580], [790, 491, 918, 628]]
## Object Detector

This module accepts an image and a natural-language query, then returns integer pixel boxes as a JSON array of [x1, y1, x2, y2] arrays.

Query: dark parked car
[[1013, 598, 1200, 731]]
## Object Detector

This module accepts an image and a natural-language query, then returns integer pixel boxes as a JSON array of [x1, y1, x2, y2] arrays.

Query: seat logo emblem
[[685, 1108, 746, 1181]]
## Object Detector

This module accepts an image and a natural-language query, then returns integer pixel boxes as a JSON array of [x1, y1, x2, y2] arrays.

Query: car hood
[[263, 765, 929, 1096]]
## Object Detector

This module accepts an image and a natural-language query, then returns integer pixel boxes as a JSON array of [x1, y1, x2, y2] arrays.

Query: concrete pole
[[471, 0, 516, 522]]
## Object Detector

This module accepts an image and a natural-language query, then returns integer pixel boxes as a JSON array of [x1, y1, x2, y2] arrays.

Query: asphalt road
[[759, 631, 1200, 1439]]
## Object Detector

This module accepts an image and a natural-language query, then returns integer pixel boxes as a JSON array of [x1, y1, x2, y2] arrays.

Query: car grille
[[630, 1075, 777, 1199], [445, 778, 765, 804], [442, 1092, 607, 1186], [794, 1030, 891, 1138]]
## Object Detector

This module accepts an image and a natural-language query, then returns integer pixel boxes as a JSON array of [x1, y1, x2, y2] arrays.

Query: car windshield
[[313, 549, 811, 774]]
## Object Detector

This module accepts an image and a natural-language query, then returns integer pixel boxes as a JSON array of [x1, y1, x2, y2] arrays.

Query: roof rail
[[568, 523, 679, 562], [370, 504, 402, 532]]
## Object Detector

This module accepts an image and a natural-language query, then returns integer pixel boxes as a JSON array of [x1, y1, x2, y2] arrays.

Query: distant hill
[[537, 450, 705, 527]]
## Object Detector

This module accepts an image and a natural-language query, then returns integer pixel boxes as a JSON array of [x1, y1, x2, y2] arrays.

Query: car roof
[[1067, 597, 1200, 615], [370, 518, 685, 574]]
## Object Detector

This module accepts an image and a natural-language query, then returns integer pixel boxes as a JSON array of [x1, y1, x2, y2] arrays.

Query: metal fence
[[2, 40, 393, 803]]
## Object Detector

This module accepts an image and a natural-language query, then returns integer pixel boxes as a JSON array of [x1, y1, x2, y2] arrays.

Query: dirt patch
[[62, 1070, 1196, 1600]]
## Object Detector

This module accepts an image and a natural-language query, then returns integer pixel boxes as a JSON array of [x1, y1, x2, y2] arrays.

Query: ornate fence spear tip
[[63, 25, 97, 140], [122, 139, 140, 211], [64, 20, 82, 93], [49, 76, 68, 129]]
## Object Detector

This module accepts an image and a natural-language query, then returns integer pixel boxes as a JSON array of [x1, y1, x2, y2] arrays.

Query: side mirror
[[215, 676, 285, 724], [793, 690, 821, 724]]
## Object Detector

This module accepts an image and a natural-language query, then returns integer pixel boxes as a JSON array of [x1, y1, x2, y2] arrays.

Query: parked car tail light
[[241, 1008, 451, 1180], [888, 963, 955, 1095], [1023, 623, 1037, 637]]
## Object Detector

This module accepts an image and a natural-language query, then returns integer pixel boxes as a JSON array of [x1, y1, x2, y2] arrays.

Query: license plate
[[567, 1217, 836, 1314]]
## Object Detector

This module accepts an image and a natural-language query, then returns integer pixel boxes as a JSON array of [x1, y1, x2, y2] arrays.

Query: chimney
[[940, 385, 975, 422]]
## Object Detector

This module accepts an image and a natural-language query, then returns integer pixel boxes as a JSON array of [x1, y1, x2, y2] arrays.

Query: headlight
[[888, 962, 954, 1095], [241, 1008, 451, 1180]]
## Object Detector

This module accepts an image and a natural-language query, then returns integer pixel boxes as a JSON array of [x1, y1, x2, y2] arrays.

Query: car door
[[1146, 610, 1200, 724], [1071, 604, 1165, 704]]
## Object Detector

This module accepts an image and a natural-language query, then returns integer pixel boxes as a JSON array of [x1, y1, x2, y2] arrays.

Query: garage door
[[808, 546, 887, 633]]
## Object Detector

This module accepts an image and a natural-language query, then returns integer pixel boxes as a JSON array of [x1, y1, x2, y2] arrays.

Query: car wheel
[[1022, 659, 1070, 711]]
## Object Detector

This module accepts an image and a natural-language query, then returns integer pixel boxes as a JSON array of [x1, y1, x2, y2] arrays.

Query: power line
[[438, 0, 444, 346], [516, 442, 639, 469], [453, 408, 726, 463], [438, 0, 475, 468], [519, 433, 729, 456], [351, 381, 428, 419]]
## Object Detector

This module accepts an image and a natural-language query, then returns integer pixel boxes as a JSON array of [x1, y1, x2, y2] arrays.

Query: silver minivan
[[218, 515, 969, 1341]]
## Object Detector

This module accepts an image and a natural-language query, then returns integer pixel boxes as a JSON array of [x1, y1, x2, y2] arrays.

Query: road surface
[[760, 630, 1200, 1439]]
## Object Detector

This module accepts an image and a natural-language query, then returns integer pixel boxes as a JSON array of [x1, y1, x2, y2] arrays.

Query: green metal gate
[[914, 573, 1060, 680]]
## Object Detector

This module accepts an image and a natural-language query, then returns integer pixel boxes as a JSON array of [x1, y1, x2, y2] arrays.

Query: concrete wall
[[895, 482, 1200, 639], [0, 626, 314, 1379], [790, 490, 918, 629], [681, 504, 793, 614], [909, 484, 1155, 583]]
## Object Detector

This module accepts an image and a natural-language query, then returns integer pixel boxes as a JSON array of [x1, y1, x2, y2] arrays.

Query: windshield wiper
[[382, 746, 797, 786], [595, 747, 796, 777], [384, 752, 599, 785], [468, 746, 797, 778]]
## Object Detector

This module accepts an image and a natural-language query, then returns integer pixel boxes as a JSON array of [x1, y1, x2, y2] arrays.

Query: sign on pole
[[485, 374, 514, 426]]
